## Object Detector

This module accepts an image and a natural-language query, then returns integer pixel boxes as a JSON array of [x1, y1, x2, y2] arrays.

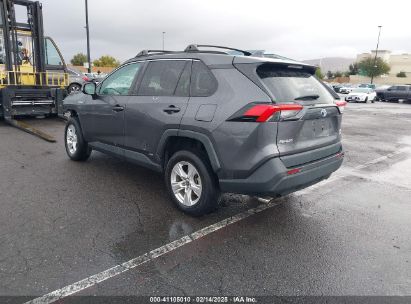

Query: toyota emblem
[[320, 109, 327, 117]]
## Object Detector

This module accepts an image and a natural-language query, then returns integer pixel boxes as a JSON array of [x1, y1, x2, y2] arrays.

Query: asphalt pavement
[[0, 102, 410, 301]]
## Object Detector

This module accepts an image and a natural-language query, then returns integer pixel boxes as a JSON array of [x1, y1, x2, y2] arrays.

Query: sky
[[36, 0, 411, 63]]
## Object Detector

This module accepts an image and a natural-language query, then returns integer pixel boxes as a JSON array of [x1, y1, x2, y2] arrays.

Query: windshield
[[256, 64, 334, 105], [351, 88, 370, 93]]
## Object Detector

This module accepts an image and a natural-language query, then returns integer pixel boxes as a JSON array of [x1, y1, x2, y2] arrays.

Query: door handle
[[112, 105, 124, 112], [163, 105, 181, 114]]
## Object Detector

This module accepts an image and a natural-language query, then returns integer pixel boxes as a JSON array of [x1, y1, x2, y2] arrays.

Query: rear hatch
[[235, 60, 342, 167]]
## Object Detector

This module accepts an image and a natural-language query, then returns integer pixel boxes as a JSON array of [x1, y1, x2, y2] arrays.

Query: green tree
[[93, 55, 120, 67], [326, 70, 334, 79], [358, 57, 390, 78], [343, 71, 351, 77], [70, 53, 87, 66], [348, 63, 359, 75], [334, 71, 343, 78], [315, 67, 324, 79], [396, 71, 407, 78]]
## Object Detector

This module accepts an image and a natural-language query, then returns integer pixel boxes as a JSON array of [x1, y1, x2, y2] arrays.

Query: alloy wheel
[[170, 161, 202, 206], [66, 124, 78, 155]]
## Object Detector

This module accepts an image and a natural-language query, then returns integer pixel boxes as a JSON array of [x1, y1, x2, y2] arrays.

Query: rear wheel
[[165, 150, 219, 216], [364, 97, 368, 103], [65, 117, 91, 161]]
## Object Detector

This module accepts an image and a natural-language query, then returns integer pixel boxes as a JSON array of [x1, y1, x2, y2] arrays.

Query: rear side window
[[138, 60, 186, 96], [256, 64, 334, 104], [190, 61, 217, 97], [396, 86, 407, 91]]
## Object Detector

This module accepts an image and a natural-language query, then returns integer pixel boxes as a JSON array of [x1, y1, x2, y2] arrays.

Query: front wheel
[[64, 117, 92, 161], [68, 83, 82, 94], [165, 150, 220, 216]]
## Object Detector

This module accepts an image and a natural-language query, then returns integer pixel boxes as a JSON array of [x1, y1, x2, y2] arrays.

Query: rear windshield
[[256, 65, 334, 105]]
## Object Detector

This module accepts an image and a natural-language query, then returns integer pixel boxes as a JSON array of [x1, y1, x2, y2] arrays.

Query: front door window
[[99, 63, 142, 96]]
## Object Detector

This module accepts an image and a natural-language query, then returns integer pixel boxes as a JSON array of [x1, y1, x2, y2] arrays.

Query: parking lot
[[0, 102, 410, 301]]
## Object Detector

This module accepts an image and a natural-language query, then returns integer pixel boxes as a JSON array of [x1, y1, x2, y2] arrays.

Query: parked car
[[358, 83, 376, 90], [339, 84, 355, 94], [67, 68, 89, 93], [332, 84, 344, 93], [345, 88, 377, 103], [376, 85, 411, 102], [83, 72, 107, 84], [375, 85, 390, 92], [63, 46, 345, 216]]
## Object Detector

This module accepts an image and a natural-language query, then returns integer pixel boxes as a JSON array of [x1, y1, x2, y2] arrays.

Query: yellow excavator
[[0, 0, 69, 141]]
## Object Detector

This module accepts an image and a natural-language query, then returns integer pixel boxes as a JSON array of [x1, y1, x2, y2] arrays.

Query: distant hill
[[302, 57, 355, 73]]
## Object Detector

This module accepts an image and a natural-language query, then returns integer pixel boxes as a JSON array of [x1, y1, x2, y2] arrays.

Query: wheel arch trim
[[156, 129, 221, 172]]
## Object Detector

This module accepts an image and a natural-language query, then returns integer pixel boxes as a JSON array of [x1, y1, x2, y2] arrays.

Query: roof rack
[[184, 44, 252, 56], [135, 50, 175, 57]]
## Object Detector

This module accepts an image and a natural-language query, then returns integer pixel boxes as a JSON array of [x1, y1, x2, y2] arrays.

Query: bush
[[396, 71, 407, 78], [334, 71, 343, 78], [93, 55, 120, 68], [70, 53, 87, 66], [315, 67, 324, 79]]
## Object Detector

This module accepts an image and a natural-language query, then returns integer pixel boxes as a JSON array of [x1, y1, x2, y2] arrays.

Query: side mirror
[[83, 82, 96, 95]]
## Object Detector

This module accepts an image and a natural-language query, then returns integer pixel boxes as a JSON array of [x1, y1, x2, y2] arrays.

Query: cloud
[[39, 0, 411, 62]]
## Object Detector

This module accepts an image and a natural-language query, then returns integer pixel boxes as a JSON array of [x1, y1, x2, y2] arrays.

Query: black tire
[[68, 83, 82, 94], [165, 150, 220, 216], [364, 97, 368, 103], [64, 117, 92, 161]]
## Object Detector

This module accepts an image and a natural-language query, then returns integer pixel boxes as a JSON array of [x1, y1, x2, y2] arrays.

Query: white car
[[339, 84, 355, 94], [345, 88, 377, 103]]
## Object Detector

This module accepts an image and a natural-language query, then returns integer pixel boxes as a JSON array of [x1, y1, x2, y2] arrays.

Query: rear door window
[[175, 61, 192, 97], [190, 61, 217, 97], [256, 64, 334, 105], [138, 60, 186, 96]]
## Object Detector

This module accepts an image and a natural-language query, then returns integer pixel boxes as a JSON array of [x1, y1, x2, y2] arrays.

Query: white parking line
[[26, 201, 281, 304], [26, 147, 411, 304]]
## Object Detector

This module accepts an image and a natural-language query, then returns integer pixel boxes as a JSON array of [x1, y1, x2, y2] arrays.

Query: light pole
[[162, 32, 166, 51], [85, 0, 91, 73], [370, 25, 382, 84]]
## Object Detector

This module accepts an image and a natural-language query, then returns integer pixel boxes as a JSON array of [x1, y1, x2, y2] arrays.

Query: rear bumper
[[346, 96, 366, 102], [219, 151, 344, 196]]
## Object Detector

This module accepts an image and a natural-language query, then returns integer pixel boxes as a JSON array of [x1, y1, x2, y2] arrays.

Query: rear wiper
[[294, 94, 320, 100]]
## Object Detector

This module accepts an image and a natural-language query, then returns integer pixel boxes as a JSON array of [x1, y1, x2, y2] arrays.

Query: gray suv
[[63, 45, 345, 216]]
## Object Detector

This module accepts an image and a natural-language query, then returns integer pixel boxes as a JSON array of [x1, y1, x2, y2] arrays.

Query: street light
[[162, 32, 166, 51], [370, 25, 382, 84], [85, 0, 91, 73]]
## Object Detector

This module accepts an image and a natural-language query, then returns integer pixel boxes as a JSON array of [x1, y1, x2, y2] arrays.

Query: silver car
[[67, 68, 89, 93]]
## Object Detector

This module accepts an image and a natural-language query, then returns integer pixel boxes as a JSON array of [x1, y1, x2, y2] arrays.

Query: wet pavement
[[0, 102, 410, 298]]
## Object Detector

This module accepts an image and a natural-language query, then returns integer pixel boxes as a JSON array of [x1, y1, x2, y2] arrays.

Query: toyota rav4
[[63, 45, 345, 216]]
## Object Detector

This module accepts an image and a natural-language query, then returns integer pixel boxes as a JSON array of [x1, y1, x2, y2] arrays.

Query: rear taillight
[[335, 100, 347, 114], [287, 168, 301, 175], [230, 103, 303, 122], [82, 76, 90, 82]]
